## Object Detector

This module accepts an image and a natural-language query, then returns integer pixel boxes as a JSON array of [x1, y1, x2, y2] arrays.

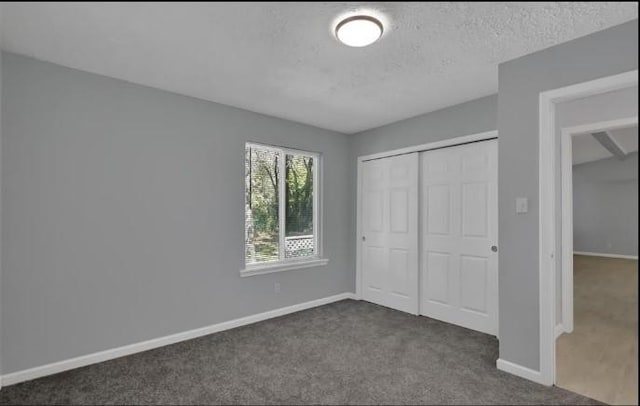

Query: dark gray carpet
[[0, 300, 601, 405]]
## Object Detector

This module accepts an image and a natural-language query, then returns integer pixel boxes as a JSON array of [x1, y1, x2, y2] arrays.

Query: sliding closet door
[[361, 153, 419, 314], [420, 139, 498, 335]]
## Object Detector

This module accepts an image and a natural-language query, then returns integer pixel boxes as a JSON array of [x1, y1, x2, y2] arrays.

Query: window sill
[[240, 258, 329, 277]]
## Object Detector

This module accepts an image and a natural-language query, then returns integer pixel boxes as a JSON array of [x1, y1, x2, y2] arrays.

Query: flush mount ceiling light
[[335, 15, 383, 47]]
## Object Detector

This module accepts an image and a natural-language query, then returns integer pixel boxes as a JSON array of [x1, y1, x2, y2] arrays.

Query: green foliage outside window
[[245, 145, 315, 264]]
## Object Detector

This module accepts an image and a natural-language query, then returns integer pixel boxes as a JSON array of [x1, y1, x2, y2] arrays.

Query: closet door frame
[[356, 130, 498, 315]]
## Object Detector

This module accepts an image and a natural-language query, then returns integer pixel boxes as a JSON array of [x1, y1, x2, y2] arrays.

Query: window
[[243, 143, 326, 276]]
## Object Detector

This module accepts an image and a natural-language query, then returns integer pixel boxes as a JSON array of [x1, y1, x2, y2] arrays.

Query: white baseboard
[[1, 292, 357, 387], [574, 251, 638, 260], [496, 359, 547, 386]]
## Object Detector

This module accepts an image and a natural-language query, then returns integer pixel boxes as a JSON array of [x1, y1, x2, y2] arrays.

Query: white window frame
[[241, 142, 328, 277]]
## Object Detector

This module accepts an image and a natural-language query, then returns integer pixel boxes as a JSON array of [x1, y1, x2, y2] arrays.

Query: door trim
[[357, 130, 498, 163], [356, 130, 498, 306], [538, 69, 638, 386], [559, 116, 638, 336]]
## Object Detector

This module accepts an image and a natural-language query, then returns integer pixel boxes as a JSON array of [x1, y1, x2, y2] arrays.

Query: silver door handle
[[491, 245, 498, 252]]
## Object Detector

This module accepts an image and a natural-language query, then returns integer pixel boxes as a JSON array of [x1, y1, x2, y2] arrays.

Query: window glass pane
[[285, 153, 315, 258], [245, 146, 280, 264]]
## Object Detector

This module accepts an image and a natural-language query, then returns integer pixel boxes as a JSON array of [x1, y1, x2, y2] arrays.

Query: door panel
[[420, 139, 498, 335], [361, 153, 419, 314], [462, 182, 488, 237], [425, 251, 450, 305], [390, 189, 409, 233], [426, 184, 451, 235], [460, 255, 488, 314], [367, 191, 384, 232], [389, 248, 409, 295]]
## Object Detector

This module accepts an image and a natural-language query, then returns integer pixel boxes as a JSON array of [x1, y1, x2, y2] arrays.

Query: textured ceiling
[[1, 2, 637, 133]]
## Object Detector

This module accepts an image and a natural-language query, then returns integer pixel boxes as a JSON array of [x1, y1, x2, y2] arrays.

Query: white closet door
[[420, 139, 498, 335], [361, 153, 419, 314]]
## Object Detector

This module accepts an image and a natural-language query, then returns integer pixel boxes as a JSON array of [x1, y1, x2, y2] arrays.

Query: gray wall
[[349, 95, 497, 158], [573, 153, 638, 257], [498, 19, 638, 371], [1, 53, 352, 374], [348, 95, 498, 289], [557, 87, 638, 126]]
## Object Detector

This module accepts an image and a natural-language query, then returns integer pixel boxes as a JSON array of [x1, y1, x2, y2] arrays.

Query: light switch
[[516, 197, 528, 214]]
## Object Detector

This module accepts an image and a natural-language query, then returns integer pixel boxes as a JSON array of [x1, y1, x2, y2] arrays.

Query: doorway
[[538, 70, 638, 393], [555, 105, 638, 404]]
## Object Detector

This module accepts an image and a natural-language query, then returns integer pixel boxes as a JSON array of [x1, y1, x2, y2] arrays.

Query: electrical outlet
[[274, 282, 281, 294]]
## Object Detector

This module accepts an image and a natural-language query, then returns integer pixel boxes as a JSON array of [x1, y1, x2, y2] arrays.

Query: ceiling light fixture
[[335, 15, 383, 47]]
